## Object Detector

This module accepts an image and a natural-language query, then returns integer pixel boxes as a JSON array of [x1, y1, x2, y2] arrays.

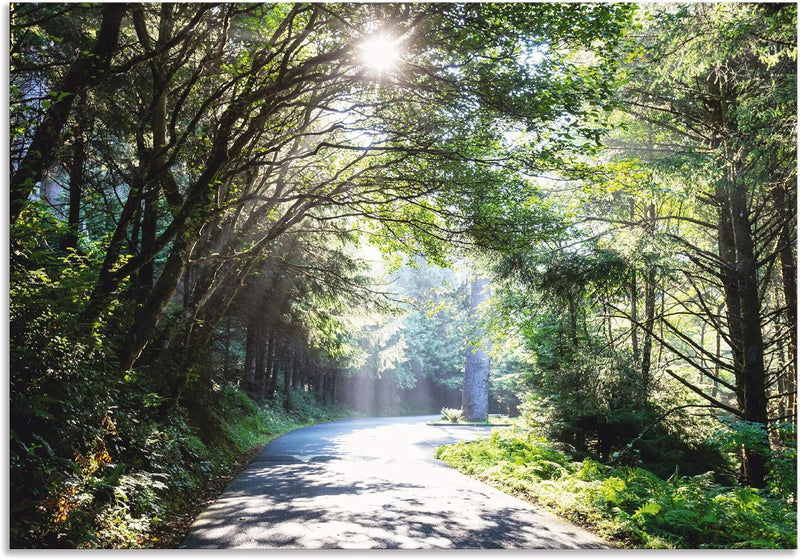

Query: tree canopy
[[9, 2, 795, 549]]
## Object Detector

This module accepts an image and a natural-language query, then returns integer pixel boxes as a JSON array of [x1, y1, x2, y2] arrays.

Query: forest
[[9, 2, 797, 549]]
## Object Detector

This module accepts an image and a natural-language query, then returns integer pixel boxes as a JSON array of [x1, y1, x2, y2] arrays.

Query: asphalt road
[[181, 415, 609, 549]]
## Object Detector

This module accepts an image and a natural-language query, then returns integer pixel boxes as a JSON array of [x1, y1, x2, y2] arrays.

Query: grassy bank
[[11, 386, 354, 548], [436, 429, 796, 549]]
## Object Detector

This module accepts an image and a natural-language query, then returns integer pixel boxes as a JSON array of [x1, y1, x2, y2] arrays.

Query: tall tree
[[462, 275, 491, 422], [620, 3, 796, 487], [10, 3, 126, 223]]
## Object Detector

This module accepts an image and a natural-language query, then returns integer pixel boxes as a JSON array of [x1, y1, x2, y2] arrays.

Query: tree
[[336, 259, 468, 415], [462, 275, 491, 422], [10, 3, 126, 223], [458, 5, 796, 487], [11, 1, 636, 381], [618, 3, 796, 487]]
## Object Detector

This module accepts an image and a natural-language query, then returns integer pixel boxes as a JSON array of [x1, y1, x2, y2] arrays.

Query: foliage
[[339, 260, 469, 414], [436, 429, 797, 548], [711, 420, 797, 502], [10, 375, 352, 548], [482, 0, 797, 491], [608, 2, 797, 487]]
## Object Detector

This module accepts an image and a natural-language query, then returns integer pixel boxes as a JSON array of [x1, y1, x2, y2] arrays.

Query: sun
[[359, 34, 401, 74]]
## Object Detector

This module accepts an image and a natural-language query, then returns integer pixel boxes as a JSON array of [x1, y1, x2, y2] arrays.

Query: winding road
[[181, 415, 608, 549]]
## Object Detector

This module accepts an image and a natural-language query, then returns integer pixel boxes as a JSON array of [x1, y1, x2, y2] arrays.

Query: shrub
[[441, 407, 464, 423], [11, 378, 354, 548]]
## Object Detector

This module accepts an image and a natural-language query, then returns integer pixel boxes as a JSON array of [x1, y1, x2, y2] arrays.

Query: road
[[181, 415, 609, 549]]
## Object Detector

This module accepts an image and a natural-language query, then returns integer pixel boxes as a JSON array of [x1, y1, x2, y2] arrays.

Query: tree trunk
[[729, 166, 769, 488], [567, 297, 580, 350], [707, 67, 767, 487], [462, 276, 491, 422], [136, 191, 158, 301], [641, 270, 656, 399], [266, 332, 278, 398], [284, 352, 292, 397], [292, 356, 302, 391], [244, 322, 258, 392], [62, 122, 86, 251], [639, 202, 656, 403], [118, 235, 191, 373], [629, 199, 639, 362], [80, 176, 146, 329], [772, 182, 797, 379], [713, 318, 722, 400], [254, 328, 267, 400]]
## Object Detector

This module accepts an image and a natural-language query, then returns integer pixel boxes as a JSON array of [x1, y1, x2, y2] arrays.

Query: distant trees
[[338, 261, 467, 415]]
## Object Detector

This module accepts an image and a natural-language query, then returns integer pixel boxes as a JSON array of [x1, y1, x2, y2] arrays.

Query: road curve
[[181, 415, 609, 549]]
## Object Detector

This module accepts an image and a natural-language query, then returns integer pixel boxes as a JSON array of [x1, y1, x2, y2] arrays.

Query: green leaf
[[635, 501, 662, 516]]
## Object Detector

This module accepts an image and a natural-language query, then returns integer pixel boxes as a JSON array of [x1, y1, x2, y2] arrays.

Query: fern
[[440, 407, 464, 423], [437, 429, 797, 548]]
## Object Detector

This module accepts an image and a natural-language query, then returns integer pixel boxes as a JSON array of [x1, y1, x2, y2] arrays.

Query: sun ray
[[359, 34, 401, 74]]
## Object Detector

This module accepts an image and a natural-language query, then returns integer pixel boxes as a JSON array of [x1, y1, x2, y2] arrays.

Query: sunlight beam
[[359, 33, 401, 74]]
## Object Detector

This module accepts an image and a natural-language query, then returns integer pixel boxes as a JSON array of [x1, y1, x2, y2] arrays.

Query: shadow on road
[[183, 457, 606, 549]]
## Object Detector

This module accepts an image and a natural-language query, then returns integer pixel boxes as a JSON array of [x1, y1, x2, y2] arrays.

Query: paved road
[[181, 415, 608, 549]]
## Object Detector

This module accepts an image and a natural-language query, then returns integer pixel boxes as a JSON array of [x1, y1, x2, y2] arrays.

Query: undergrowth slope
[[11, 386, 353, 548], [436, 429, 796, 549]]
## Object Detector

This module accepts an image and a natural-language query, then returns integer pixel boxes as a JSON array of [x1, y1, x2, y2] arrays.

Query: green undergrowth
[[430, 408, 512, 426], [11, 385, 354, 549], [214, 386, 354, 451], [436, 429, 796, 549]]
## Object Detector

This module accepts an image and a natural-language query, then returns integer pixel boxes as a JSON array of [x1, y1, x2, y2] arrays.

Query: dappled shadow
[[181, 456, 608, 549]]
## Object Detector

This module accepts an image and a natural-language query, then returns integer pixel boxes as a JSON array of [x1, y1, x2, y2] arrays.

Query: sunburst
[[359, 34, 401, 74]]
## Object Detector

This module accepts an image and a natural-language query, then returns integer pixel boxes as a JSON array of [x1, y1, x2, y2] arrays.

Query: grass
[[13, 386, 355, 549], [427, 418, 513, 427], [436, 428, 796, 549]]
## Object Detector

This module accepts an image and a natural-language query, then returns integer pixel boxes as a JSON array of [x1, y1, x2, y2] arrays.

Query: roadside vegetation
[[430, 408, 512, 426], [12, 386, 353, 548], [437, 427, 796, 549]]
